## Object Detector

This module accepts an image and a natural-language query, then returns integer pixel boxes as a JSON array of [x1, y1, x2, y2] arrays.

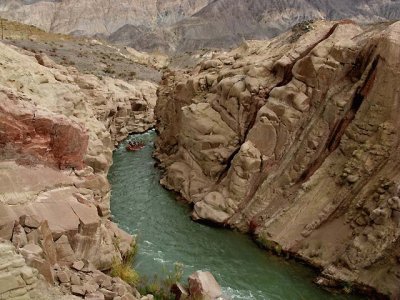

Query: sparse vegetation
[[139, 263, 184, 300], [342, 282, 353, 294], [257, 236, 283, 256], [104, 66, 115, 74], [0, 17, 161, 83], [1, 18, 4, 40], [289, 20, 315, 43], [110, 240, 184, 299], [110, 242, 140, 286]]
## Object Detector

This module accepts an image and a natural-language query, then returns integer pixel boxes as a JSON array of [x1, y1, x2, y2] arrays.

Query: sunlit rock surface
[[155, 20, 400, 297]]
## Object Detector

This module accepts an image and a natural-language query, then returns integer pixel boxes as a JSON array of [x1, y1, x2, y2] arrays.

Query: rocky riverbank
[[0, 37, 158, 299], [155, 20, 400, 298]]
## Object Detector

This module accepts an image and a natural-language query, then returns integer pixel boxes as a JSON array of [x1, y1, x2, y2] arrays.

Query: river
[[108, 131, 359, 300]]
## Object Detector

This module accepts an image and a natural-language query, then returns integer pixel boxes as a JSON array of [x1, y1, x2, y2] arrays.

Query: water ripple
[[109, 132, 360, 300]]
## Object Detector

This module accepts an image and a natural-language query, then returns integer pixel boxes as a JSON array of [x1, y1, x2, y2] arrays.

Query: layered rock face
[[1, 0, 400, 52], [0, 0, 210, 35], [0, 242, 39, 300], [155, 20, 400, 297], [0, 41, 157, 298], [0, 0, 212, 52]]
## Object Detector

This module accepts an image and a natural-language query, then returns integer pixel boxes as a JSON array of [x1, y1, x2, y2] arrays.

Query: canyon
[[0, 4, 399, 300], [0, 24, 158, 299], [155, 20, 400, 298], [1, 0, 400, 51]]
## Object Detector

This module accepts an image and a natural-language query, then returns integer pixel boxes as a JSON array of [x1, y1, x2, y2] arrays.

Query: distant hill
[[1, 0, 400, 52]]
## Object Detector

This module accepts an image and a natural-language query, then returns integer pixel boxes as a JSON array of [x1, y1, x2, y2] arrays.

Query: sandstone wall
[[0, 41, 157, 298], [155, 20, 400, 297], [0, 242, 38, 300]]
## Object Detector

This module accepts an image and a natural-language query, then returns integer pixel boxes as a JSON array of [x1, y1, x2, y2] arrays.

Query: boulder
[[188, 271, 222, 300], [99, 288, 117, 300], [85, 292, 105, 300], [72, 260, 86, 271], [38, 221, 58, 265], [55, 235, 76, 265], [27, 257, 54, 283], [192, 201, 230, 224], [56, 270, 71, 284], [24, 215, 41, 228], [20, 243, 43, 258], [0, 221, 15, 240], [71, 273, 81, 286], [84, 282, 99, 294], [11, 224, 27, 248], [71, 284, 86, 296]]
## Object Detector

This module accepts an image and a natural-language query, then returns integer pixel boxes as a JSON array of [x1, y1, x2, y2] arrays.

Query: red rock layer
[[0, 90, 88, 169]]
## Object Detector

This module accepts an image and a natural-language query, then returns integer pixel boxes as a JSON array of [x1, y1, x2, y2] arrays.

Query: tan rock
[[55, 235, 77, 266], [0, 220, 15, 240], [70, 273, 81, 286], [72, 260, 85, 271], [0, 38, 145, 300], [28, 257, 54, 284], [188, 271, 222, 300], [24, 215, 41, 228], [20, 244, 43, 258], [192, 201, 230, 224], [56, 270, 71, 284], [0, 242, 38, 299], [12, 224, 27, 248], [38, 221, 58, 265], [155, 20, 400, 297], [85, 292, 105, 300], [99, 288, 117, 300], [71, 284, 86, 296]]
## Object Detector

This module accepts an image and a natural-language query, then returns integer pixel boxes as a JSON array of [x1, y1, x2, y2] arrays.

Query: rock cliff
[[0, 242, 39, 300], [0, 40, 157, 299], [1, 0, 400, 51], [155, 20, 400, 297]]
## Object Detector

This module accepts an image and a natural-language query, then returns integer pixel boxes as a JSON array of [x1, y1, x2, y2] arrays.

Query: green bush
[[257, 236, 283, 256], [110, 242, 140, 286], [139, 262, 184, 300]]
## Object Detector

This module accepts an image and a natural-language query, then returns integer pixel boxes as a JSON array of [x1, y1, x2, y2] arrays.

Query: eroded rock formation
[[1, 0, 399, 52], [0, 41, 157, 298], [155, 20, 400, 297], [0, 242, 39, 300]]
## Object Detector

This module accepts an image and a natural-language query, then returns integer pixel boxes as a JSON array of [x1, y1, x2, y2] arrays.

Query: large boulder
[[188, 271, 222, 300]]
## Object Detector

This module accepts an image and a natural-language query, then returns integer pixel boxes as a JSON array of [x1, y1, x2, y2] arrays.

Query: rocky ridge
[[155, 20, 400, 298], [0, 38, 158, 299], [1, 0, 400, 52]]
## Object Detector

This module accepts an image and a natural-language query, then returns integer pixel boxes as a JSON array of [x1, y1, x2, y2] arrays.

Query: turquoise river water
[[108, 131, 360, 300]]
